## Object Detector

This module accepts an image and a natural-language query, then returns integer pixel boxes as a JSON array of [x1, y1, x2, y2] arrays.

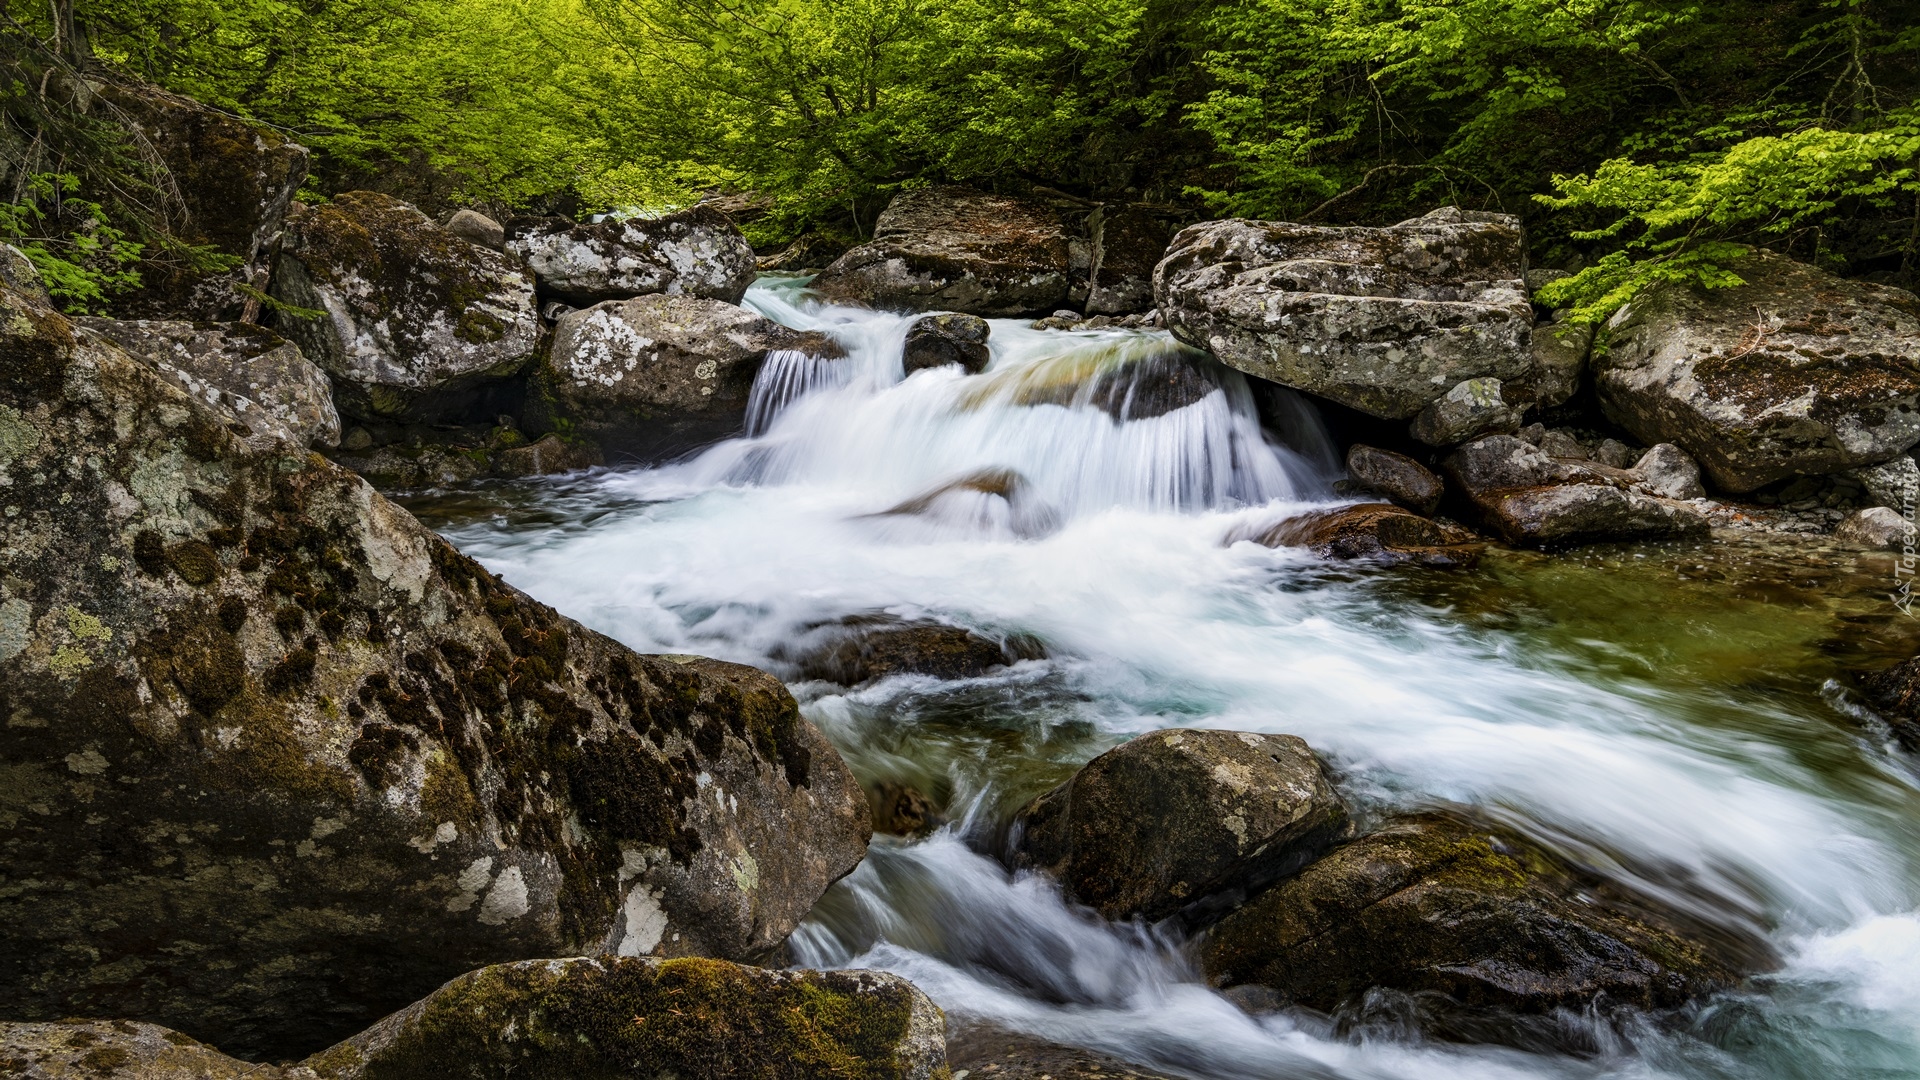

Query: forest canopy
[[2, 0, 1917, 313]]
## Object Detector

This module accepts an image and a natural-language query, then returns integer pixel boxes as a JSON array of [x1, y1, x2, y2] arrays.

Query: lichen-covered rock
[[1833, 506, 1913, 551], [1200, 812, 1770, 1021], [1231, 503, 1482, 569], [103, 83, 309, 321], [1345, 445, 1443, 515], [0, 1020, 284, 1080], [75, 318, 341, 448], [1628, 443, 1706, 501], [1409, 377, 1522, 447], [3, 243, 51, 306], [271, 192, 540, 424], [812, 187, 1073, 316], [309, 957, 948, 1080], [1848, 453, 1920, 511], [1155, 208, 1532, 419], [1596, 249, 1920, 493], [0, 276, 868, 1056], [536, 294, 844, 459], [1443, 435, 1710, 548], [902, 313, 992, 375], [505, 207, 757, 308], [1084, 205, 1170, 316], [1011, 729, 1351, 925], [787, 617, 1043, 686], [1510, 320, 1592, 408]]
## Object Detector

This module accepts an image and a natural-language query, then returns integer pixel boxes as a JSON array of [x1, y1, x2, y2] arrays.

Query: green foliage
[[0, 172, 143, 310]]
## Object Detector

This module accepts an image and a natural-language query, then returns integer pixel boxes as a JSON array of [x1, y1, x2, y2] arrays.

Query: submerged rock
[[947, 1025, 1181, 1080], [1345, 445, 1443, 516], [493, 433, 602, 478], [903, 312, 992, 375], [1201, 812, 1771, 1021], [869, 781, 944, 838], [1155, 207, 1533, 419], [75, 318, 341, 448], [311, 956, 948, 1080], [505, 206, 757, 307], [812, 186, 1073, 316], [272, 192, 540, 424], [1596, 249, 1920, 493], [1444, 435, 1710, 548], [867, 468, 1060, 540], [1084, 204, 1171, 316], [1233, 503, 1482, 569], [1012, 729, 1350, 925], [790, 616, 1044, 686], [0, 272, 868, 1055], [536, 294, 843, 459]]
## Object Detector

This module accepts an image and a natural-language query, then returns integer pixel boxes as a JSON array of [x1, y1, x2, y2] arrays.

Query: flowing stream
[[409, 277, 1920, 1079]]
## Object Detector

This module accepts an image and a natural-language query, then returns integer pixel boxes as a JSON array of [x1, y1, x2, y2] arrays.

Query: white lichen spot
[[64, 748, 108, 775], [727, 851, 759, 893], [409, 820, 458, 853], [310, 816, 347, 840], [294, 840, 320, 858], [477, 865, 530, 925], [0, 598, 31, 662], [614, 884, 669, 957], [446, 855, 494, 913]]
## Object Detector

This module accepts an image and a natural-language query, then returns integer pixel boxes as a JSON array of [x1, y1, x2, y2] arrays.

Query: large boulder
[[271, 192, 540, 424], [1596, 249, 1920, 493], [534, 294, 843, 458], [103, 83, 309, 322], [1084, 204, 1171, 315], [0, 274, 868, 1056], [1155, 208, 1533, 419], [1201, 812, 1770, 1020], [1010, 729, 1350, 925], [1231, 503, 1482, 569], [812, 186, 1073, 316], [1443, 435, 1710, 548], [74, 318, 341, 448], [505, 207, 757, 308]]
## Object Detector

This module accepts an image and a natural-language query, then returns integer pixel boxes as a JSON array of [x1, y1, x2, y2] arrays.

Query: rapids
[[411, 276, 1920, 1078]]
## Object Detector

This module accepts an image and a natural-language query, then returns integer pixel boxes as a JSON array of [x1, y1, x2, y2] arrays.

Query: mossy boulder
[[311, 956, 948, 1080], [1200, 812, 1773, 1023], [1231, 503, 1482, 569], [1596, 248, 1920, 493], [1154, 207, 1533, 420], [271, 192, 540, 424], [505, 206, 758, 307], [812, 187, 1074, 317], [0, 270, 868, 1057], [1010, 729, 1351, 925]]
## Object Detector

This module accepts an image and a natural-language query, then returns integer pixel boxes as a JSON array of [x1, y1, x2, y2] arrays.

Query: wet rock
[[1629, 443, 1707, 500], [1201, 812, 1771, 1021], [1232, 503, 1482, 569], [1833, 506, 1913, 550], [1847, 454, 1920, 511], [313, 956, 947, 1080], [812, 186, 1073, 316], [1409, 377, 1522, 447], [1155, 207, 1532, 419], [974, 345, 1224, 423], [903, 312, 992, 375], [493, 433, 602, 478], [505, 206, 757, 307], [272, 192, 540, 423], [1510, 320, 1592, 409], [867, 468, 1060, 540], [1085, 204, 1171, 315], [1591, 438, 1639, 469], [0, 1020, 277, 1080], [870, 781, 943, 837], [74, 318, 341, 448], [1860, 657, 1920, 752], [1345, 445, 1443, 516], [0, 274, 868, 1055], [1443, 435, 1710, 548], [535, 294, 843, 459], [947, 1025, 1180, 1080], [791, 617, 1043, 685], [1596, 248, 1920, 493], [445, 209, 506, 251], [103, 83, 309, 321], [1011, 729, 1351, 925]]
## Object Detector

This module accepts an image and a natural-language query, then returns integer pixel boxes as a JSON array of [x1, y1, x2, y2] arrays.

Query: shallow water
[[407, 276, 1920, 1079]]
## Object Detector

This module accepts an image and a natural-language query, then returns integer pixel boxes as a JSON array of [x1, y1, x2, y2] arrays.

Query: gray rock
[[1834, 506, 1915, 550], [1848, 454, 1920, 511], [902, 312, 992, 375], [272, 192, 540, 423], [1511, 320, 1591, 408], [2, 243, 50, 307], [1410, 377, 1522, 446], [787, 615, 1044, 685], [0, 1020, 278, 1080], [1085, 204, 1171, 315], [1346, 444, 1443, 515], [1592, 438, 1639, 469], [1443, 435, 1710, 548], [0, 276, 869, 1056], [1629, 443, 1706, 500], [1525, 267, 1570, 294], [74, 318, 342, 448], [537, 294, 843, 459], [505, 206, 757, 307], [445, 208, 506, 251], [1597, 248, 1920, 493], [812, 186, 1073, 316], [1011, 729, 1351, 925], [1536, 428, 1586, 459], [947, 1025, 1180, 1080], [314, 957, 948, 1080], [1154, 209, 1533, 419]]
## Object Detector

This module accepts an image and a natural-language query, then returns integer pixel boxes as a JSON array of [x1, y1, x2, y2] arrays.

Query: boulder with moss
[[0, 269, 869, 1057], [505, 207, 758, 308], [1596, 249, 1920, 493], [270, 192, 540, 424], [0, 1019, 283, 1080]]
